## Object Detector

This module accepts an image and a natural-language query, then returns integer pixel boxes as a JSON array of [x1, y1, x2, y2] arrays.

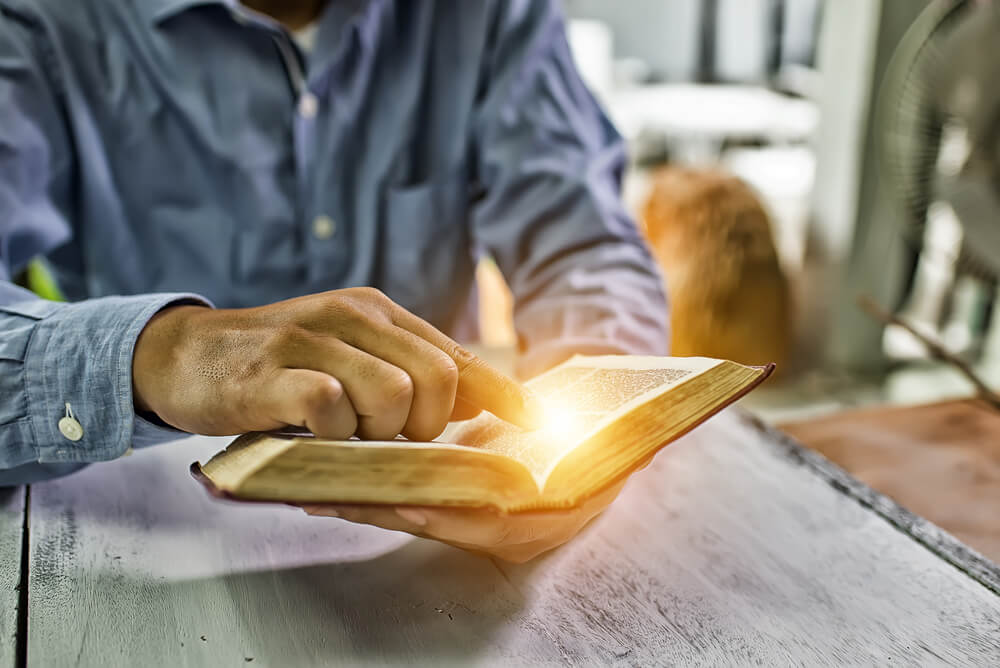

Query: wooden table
[[4, 410, 1000, 666], [0, 488, 24, 668]]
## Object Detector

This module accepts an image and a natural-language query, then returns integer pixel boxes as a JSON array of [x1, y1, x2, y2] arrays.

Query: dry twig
[[857, 295, 1000, 411]]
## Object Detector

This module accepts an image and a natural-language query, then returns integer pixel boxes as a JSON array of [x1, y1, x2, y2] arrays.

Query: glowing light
[[537, 399, 582, 440]]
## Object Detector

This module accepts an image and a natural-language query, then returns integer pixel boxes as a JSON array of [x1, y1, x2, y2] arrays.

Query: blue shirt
[[0, 0, 667, 484]]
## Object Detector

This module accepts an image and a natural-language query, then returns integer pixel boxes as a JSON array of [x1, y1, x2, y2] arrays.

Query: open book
[[193, 356, 773, 513]]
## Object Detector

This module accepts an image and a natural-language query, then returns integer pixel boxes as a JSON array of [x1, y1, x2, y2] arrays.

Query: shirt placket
[[270, 33, 340, 280]]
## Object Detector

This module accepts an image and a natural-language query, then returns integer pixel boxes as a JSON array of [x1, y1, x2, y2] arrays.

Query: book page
[[443, 356, 722, 485]]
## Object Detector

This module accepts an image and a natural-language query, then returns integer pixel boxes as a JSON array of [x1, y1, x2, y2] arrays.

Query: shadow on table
[[97, 538, 542, 665], [0, 486, 22, 509]]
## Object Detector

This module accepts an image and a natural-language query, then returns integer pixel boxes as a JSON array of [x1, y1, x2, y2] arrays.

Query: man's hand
[[133, 288, 540, 440], [301, 478, 629, 563]]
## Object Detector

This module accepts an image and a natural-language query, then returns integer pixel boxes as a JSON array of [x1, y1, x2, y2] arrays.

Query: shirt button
[[58, 416, 84, 442], [298, 92, 319, 119], [312, 215, 336, 240]]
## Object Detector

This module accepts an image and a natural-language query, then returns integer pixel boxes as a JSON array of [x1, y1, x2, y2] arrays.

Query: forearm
[[471, 1, 668, 378], [0, 13, 212, 484], [0, 283, 207, 483], [477, 127, 669, 378], [512, 234, 668, 378]]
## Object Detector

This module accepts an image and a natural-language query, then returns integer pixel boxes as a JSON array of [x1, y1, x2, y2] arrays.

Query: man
[[0, 0, 667, 562]]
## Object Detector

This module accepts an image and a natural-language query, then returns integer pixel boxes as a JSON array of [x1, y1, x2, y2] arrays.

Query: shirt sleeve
[[0, 8, 207, 483], [471, 0, 669, 378]]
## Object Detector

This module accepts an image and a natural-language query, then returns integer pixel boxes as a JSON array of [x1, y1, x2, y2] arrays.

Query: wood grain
[[0, 487, 25, 668], [27, 412, 1000, 666], [780, 399, 1000, 566]]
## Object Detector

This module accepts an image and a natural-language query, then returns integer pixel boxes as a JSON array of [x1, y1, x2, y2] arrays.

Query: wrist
[[132, 304, 210, 414]]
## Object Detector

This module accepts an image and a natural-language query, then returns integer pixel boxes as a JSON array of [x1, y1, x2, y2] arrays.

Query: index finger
[[389, 307, 543, 430]]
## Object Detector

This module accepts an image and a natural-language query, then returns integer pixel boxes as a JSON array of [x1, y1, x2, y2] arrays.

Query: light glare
[[538, 400, 581, 439]]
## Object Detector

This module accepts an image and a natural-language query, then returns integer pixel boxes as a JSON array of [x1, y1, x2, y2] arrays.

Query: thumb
[[259, 368, 358, 439]]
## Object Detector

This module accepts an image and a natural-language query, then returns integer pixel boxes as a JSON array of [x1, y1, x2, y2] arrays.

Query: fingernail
[[396, 507, 427, 526], [303, 506, 337, 517]]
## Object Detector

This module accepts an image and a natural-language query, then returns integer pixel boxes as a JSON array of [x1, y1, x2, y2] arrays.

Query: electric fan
[[876, 0, 1000, 356]]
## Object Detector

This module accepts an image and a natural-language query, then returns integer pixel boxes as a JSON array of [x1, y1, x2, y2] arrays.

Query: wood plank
[[0, 487, 25, 668], [779, 398, 1000, 563], [493, 411, 1000, 665], [752, 412, 1000, 596], [27, 411, 1000, 666]]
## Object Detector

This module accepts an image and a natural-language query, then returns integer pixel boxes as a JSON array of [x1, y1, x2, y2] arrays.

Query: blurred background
[[480, 0, 1000, 424]]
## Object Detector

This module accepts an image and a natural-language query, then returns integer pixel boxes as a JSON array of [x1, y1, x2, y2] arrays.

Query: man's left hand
[[301, 477, 628, 563]]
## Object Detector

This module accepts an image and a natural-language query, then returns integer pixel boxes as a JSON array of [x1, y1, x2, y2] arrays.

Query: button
[[58, 416, 84, 442], [298, 92, 319, 119], [312, 215, 336, 240]]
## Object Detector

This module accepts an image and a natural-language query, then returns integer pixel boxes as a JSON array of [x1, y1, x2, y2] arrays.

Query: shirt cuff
[[514, 298, 668, 379], [515, 338, 636, 379], [23, 293, 209, 464], [132, 412, 190, 450]]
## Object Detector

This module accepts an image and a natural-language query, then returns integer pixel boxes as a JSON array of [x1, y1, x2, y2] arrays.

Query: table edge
[[737, 409, 1000, 597]]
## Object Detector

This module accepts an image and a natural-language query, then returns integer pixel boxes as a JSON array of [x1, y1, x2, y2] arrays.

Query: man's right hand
[[132, 287, 541, 441]]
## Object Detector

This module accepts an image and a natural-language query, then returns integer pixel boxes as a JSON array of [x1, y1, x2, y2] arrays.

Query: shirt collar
[[140, 0, 371, 26], [141, 0, 237, 25]]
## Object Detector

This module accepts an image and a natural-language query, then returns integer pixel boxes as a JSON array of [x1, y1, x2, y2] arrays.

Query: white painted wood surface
[[0, 487, 24, 668], [27, 411, 1000, 666]]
